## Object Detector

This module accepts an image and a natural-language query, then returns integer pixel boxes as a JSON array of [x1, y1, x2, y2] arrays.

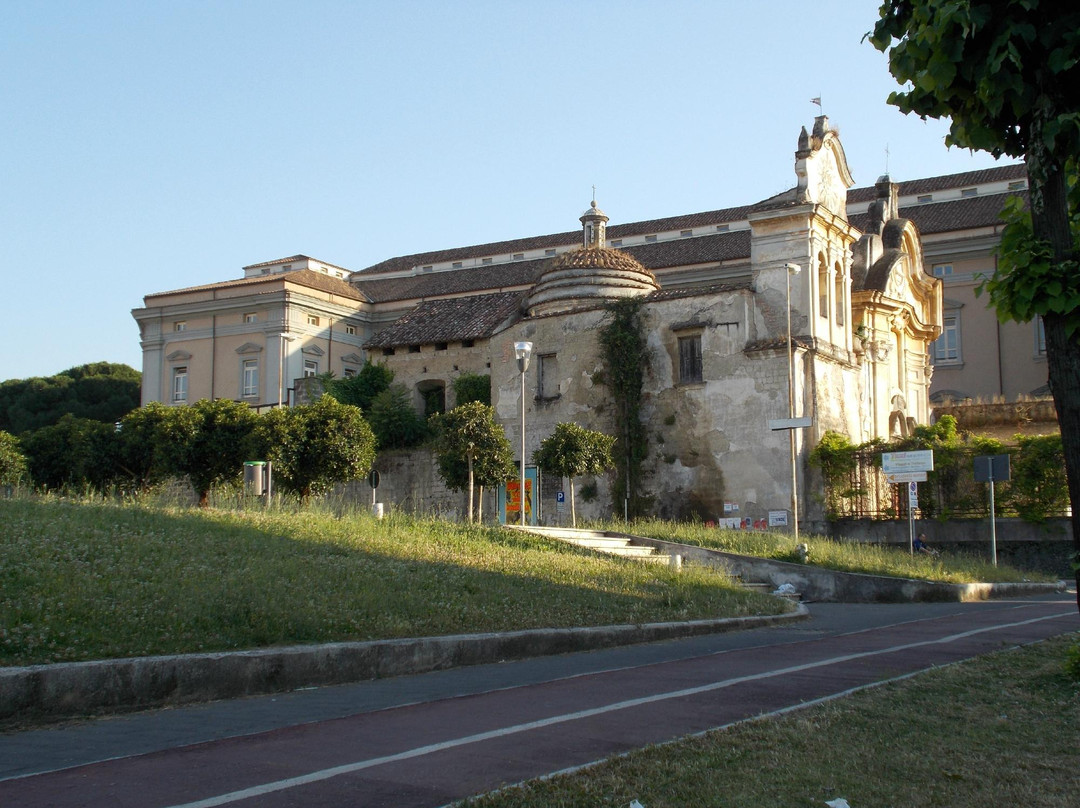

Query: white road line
[[163, 610, 1074, 808]]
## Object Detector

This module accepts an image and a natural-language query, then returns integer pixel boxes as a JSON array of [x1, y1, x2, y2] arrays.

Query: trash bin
[[243, 461, 267, 496]]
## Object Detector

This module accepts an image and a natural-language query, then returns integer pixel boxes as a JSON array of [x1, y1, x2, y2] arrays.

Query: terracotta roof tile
[[145, 269, 368, 303], [846, 164, 1026, 203], [363, 292, 523, 348]]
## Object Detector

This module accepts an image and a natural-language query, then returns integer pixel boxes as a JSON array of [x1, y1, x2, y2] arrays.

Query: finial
[[884, 143, 890, 175], [591, 185, 597, 207]]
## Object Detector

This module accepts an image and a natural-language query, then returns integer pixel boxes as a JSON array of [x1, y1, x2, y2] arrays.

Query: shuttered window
[[678, 335, 703, 384]]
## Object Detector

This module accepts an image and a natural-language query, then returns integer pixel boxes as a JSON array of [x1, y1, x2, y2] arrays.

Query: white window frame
[[306, 314, 320, 326], [933, 313, 961, 365], [242, 359, 259, 398], [303, 358, 319, 377], [172, 366, 188, 403], [243, 312, 257, 324], [932, 263, 953, 278], [174, 321, 187, 332]]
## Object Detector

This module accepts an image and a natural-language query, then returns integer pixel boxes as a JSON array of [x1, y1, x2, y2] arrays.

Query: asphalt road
[[2, 594, 1077, 807]]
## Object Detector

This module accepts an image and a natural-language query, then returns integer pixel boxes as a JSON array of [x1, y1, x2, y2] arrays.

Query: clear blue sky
[[1, 0, 1013, 382]]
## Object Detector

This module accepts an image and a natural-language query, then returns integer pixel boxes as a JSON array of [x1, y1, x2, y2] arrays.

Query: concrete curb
[[0, 606, 809, 724]]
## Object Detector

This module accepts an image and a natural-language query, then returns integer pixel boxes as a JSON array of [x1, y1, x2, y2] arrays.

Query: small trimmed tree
[[367, 383, 429, 449], [533, 422, 616, 527], [154, 398, 260, 506], [18, 415, 118, 491], [326, 360, 394, 413], [452, 372, 491, 406], [259, 395, 376, 501], [431, 401, 514, 522]]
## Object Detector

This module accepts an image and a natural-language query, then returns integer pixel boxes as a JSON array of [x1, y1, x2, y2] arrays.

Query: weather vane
[[811, 96, 823, 114]]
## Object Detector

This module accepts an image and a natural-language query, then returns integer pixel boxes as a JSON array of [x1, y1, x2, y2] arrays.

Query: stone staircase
[[506, 524, 803, 600], [505, 525, 674, 565]]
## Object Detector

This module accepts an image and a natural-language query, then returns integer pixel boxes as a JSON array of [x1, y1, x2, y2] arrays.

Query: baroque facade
[[134, 116, 1039, 522]]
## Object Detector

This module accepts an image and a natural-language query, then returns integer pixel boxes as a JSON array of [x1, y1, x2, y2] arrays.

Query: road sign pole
[[989, 478, 998, 566]]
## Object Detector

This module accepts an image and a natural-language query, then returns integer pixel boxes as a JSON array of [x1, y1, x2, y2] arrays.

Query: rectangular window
[[452, 262, 463, 268], [243, 312, 257, 323], [545, 249, 556, 257], [645, 234, 657, 243], [917, 194, 933, 203], [538, 353, 558, 399], [1036, 317, 1046, 356], [716, 224, 729, 232], [513, 253, 524, 261], [343, 367, 357, 378], [242, 359, 259, 398], [345, 324, 356, 335], [172, 367, 188, 402], [961, 187, 978, 198], [932, 264, 953, 278], [306, 314, 320, 326], [303, 359, 319, 377], [174, 321, 187, 332], [609, 239, 623, 247], [678, 335, 703, 384], [680, 229, 693, 237], [1008, 180, 1027, 191], [933, 314, 961, 363], [482, 257, 493, 265]]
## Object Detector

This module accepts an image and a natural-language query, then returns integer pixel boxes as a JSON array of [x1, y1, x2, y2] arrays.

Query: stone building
[[134, 115, 1041, 522]]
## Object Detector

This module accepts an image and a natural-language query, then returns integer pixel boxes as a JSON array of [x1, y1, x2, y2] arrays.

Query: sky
[[1, 0, 1015, 382]]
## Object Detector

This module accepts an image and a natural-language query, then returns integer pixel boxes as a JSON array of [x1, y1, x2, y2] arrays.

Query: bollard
[[669, 553, 682, 570], [372, 502, 384, 519]]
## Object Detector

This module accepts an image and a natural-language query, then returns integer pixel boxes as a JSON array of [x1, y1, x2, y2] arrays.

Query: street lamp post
[[514, 341, 533, 527], [784, 262, 802, 543], [277, 332, 297, 408]]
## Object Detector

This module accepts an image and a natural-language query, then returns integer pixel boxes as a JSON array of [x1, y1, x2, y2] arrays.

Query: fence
[[818, 445, 1068, 522]]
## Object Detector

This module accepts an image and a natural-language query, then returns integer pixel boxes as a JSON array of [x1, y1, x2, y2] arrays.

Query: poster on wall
[[499, 466, 539, 525]]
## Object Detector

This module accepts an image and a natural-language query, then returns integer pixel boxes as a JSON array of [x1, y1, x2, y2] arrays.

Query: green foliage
[[156, 398, 260, 506], [18, 415, 118, 491], [0, 362, 141, 434], [325, 360, 393, 413], [259, 395, 376, 500], [869, 1, 1080, 163], [0, 430, 29, 487], [598, 298, 651, 516], [1004, 434, 1070, 522], [452, 372, 491, 406], [533, 422, 616, 526], [1066, 641, 1080, 680], [430, 401, 515, 493], [809, 431, 863, 520], [367, 383, 429, 449], [113, 402, 174, 492], [979, 187, 1080, 338]]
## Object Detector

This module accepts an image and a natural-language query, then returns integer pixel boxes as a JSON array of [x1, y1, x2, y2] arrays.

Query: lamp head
[[514, 340, 533, 373], [784, 262, 802, 275]]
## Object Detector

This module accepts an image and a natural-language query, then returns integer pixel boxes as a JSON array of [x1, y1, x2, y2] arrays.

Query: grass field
[[463, 634, 1080, 808], [625, 518, 1052, 583], [0, 497, 788, 666]]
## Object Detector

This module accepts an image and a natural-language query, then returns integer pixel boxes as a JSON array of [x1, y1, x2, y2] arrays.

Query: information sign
[[881, 450, 934, 474], [884, 471, 928, 484]]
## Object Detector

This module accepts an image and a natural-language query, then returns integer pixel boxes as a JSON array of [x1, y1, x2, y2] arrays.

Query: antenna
[[885, 143, 891, 175]]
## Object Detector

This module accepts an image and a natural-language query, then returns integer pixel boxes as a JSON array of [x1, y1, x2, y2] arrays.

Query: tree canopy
[[259, 395, 376, 500], [533, 422, 615, 526], [430, 401, 514, 521], [0, 363, 141, 435], [0, 430, 29, 487]]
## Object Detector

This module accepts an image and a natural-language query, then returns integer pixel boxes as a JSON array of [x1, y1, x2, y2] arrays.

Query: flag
[[810, 97, 821, 106]]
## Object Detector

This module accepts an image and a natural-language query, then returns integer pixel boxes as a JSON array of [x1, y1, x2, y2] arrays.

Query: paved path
[[2, 594, 1077, 807]]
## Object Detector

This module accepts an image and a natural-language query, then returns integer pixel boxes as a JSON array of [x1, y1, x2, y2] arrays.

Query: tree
[[113, 402, 175, 493], [452, 372, 491, 406], [533, 423, 615, 527], [156, 398, 260, 507], [325, 361, 394, 413], [259, 395, 376, 501], [18, 415, 118, 491], [367, 383, 429, 449], [0, 430, 29, 487], [430, 401, 515, 522], [870, 0, 1080, 605], [0, 362, 141, 434]]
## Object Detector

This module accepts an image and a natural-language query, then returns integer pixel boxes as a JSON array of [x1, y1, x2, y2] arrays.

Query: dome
[[525, 246, 660, 316]]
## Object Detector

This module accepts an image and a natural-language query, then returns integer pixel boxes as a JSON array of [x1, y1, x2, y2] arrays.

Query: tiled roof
[[846, 164, 1026, 203], [848, 191, 1027, 236], [354, 259, 546, 303], [363, 292, 523, 348], [353, 231, 753, 305], [145, 269, 368, 303]]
